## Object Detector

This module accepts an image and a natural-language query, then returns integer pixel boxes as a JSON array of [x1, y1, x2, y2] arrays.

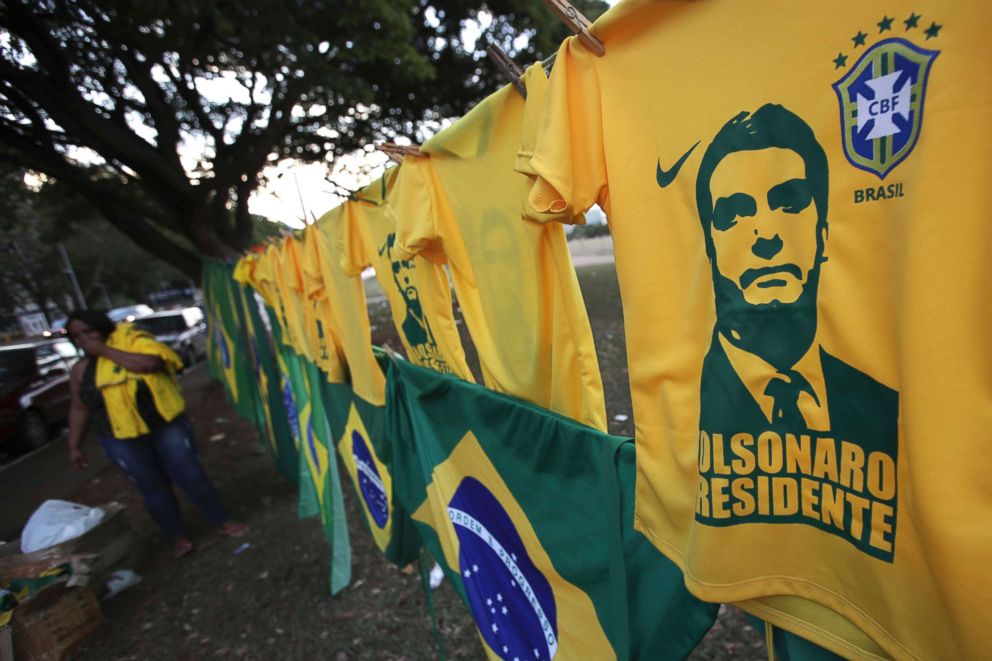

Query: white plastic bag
[[429, 562, 445, 590], [20, 500, 106, 553], [104, 569, 142, 599]]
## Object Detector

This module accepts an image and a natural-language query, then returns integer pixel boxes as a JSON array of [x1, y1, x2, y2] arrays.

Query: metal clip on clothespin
[[542, 0, 605, 56], [486, 43, 527, 98]]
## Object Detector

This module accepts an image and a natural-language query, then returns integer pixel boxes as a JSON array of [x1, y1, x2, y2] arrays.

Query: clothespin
[[486, 43, 527, 98], [542, 0, 605, 56], [379, 142, 426, 164], [541, 53, 557, 76]]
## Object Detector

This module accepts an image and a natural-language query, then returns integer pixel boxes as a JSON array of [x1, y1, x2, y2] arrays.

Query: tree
[[0, 168, 197, 327], [0, 0, 606, 279]]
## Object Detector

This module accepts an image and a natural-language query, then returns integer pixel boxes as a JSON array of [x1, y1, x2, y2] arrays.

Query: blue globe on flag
[[448, 477, 558, 661], [281, 379, 300, 442], [215, 327, 231, 368], [352, 430, 389, 529]]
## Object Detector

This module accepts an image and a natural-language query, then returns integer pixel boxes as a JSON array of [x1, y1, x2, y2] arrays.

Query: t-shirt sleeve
[[391, 158, 446, 265], [130, 333, 184, 372], [525, 37, 608, 223], [339, 200, 371, 276]]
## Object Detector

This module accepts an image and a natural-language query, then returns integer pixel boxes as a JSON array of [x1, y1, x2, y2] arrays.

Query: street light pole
[[58, 243, 87, 310]]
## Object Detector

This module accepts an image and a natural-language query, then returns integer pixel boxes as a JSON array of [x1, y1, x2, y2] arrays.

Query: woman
[[66, 310, 245, 557]]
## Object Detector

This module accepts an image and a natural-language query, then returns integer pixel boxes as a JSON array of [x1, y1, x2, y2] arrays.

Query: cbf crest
[[833, 34, 939, 179]]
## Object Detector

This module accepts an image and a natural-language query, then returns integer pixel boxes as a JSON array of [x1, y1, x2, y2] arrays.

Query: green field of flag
[[385, 357, 716, 660]]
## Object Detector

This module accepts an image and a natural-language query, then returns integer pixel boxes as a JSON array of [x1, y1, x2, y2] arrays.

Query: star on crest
[[877, 16, 894, 32], [904, 12, 921, 30], [852, 31, 868, 47], [924, 22, 942, 39], [833, 52, 848, 69]]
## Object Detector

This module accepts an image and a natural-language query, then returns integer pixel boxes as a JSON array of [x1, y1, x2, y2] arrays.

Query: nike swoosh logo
[[656, 141, 700, 188]]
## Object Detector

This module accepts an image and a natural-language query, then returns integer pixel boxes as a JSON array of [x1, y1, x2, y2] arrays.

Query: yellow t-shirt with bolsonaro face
[[340, 168, 474, 383], [525, 1, 992, 659], [390, 64, 607, 432]]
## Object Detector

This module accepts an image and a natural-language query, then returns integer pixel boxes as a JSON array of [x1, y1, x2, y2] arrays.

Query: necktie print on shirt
[[764, 370, 817, 429], [681, 101, 901, 560]]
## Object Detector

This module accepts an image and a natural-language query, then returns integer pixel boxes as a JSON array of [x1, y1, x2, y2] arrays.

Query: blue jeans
[[98, 415, 228, 539]]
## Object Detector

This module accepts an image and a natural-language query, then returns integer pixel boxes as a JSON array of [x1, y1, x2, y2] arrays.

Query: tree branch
[[0, 7, 195, 210]]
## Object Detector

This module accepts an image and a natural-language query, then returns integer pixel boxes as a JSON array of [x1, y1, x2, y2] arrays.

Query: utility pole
[[58, 243, 86, 310]]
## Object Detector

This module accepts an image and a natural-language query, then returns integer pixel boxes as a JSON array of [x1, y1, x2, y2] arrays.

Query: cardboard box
[[10, 582, 102, 661], [0, 626, 12, 661]]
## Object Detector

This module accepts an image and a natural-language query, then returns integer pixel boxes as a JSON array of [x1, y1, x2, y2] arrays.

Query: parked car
[[108, 304, 154, 323], [0, 339, 81, 451], [41, 317, 68, 338], [132, 307, 207, 368]]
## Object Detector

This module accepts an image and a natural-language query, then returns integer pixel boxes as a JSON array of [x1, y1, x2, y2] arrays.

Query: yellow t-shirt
[[273, 236, 317, 360], [391, 65, 607, 431], [301, 212, 387, 404], [526, 2, 992, 659], [340, 169, 474, 382], [295, 224, 348, 382], [249, 244, 292, 345]]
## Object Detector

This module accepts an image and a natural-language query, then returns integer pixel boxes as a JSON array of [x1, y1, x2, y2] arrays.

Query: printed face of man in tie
[[708, 148, 821, 307], [691, 104, 830, 370]]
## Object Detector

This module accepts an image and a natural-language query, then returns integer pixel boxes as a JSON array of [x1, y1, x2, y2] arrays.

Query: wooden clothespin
[[542, 0, 605, 56], [486, 43, 527, 98], [379, 142, 426, 164], [541, 53, 557, 76]]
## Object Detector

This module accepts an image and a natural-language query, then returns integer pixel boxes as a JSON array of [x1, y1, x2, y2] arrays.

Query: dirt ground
[[67, 256, 766, 660]]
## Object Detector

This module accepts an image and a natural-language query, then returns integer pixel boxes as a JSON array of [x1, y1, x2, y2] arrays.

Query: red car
[[0, 339, 80, 451]]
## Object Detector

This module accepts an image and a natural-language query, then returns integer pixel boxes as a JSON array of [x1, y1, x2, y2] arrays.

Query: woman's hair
[[66, 309, 116, 340]]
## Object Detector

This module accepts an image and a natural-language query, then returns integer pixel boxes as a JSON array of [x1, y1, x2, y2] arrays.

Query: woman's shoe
[[219, 522, 249, 538], [172, 537, 194, 558]]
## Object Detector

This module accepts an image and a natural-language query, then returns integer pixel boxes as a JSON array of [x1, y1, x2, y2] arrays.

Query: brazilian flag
[[235, 286, 299, 484], [272, 339, 350, 595], [272, 337, 320, 520], [385, 357, 715, 660], [300, 360, 352, 594], [202, 260, 257, 422], [320, 368, 421, 568]]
